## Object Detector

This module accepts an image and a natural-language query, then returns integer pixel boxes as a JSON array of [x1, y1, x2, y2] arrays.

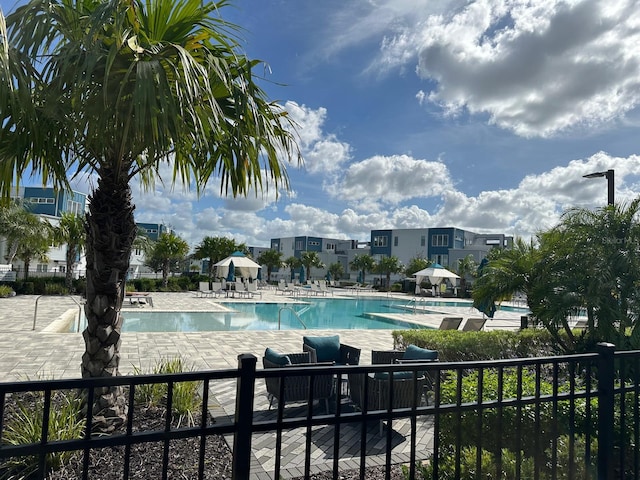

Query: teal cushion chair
[[349, 348, 427, 434], [262, 348, 334, 412], [302, 335, 361, 365]]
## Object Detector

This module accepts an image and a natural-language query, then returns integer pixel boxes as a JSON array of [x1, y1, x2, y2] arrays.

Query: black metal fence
[[0, 343, 637, 479]]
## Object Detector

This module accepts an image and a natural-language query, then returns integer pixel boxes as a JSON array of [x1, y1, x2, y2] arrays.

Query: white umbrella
[[413, 263, 460, 285], [213, 251, 262, 280]]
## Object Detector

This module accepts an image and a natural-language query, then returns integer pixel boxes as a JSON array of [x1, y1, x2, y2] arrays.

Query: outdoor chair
[[197, 281, 213, 297], [462, 318, 486, 331], [302, 335, 361, 365], [439, 317, 463, 330], [246, 282, 262, 299], [262, 348, 334, 413], [348, 346, 433, 434]]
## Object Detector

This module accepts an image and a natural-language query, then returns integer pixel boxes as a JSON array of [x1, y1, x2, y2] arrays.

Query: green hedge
[[391, 329, 565, 361]]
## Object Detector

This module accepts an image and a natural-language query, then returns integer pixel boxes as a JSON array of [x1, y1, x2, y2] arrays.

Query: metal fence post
[[232, 353, 257, 480], [597, 342, 615, 480]]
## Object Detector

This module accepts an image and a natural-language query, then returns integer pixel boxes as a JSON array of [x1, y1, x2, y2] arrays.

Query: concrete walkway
[[0, 289, 523, 478]]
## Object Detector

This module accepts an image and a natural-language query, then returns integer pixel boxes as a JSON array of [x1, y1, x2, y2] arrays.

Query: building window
[[432, 234, 449, 247], [295, 240, 304, 250], [373, 236, 388, 247], [434, 254, 449, 266], [420, 235, 425, 247], [326, 243, 335, 251], [394, 236, 398, 247], [36, 264, 48, 273], [134, 248, 142, 256], [309, 241, 320, 246]]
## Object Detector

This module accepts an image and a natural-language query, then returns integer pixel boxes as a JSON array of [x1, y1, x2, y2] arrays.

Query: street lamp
[[583, 169, 614, 205]]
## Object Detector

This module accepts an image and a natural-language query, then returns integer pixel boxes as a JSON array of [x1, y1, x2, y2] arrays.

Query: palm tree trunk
[[162, 259, 170, 288], [82, 169, 136, 426], [23, 259, 30, 280], [65, 247, 75, 290]]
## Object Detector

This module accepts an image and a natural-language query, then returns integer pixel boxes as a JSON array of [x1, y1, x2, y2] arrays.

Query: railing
[[0, 344, 636, 479], [278, 306, 308, 329], [32, 294, 85, 331]]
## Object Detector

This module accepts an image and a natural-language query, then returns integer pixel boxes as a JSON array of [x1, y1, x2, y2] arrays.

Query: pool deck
[[0, 288, 525, 478]]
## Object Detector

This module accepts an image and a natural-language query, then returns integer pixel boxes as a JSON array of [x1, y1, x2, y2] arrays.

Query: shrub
[[133, 357, 201, 428], [0, 285, 14, 297], [390, 282, 403, 292], [44, 283, 70, 295], [1, 390, 85, 478], [392, 329, 564, 361]]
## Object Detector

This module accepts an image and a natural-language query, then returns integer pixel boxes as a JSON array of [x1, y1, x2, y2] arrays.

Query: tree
[[300, 251, 324, 282], [455, 254, 477, 296], [14, 213, 52, 280], [530, 200, 640, 352], [327, 262, 344, 282], [146, 232, 189, 288], [257, 249, 283, 283], [284, 256, 301, 281], [193, 236, 239, 282], [472, 237, 538, 317], [0, 200, 36, 264], [52, 212, 86, 289], [374, 255, 403, 290], [404, 256, 430, 277], [349, 254, 376, 284], [0, 0, 298, 422]]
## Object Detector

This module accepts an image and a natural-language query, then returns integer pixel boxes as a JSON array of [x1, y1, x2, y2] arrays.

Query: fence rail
[[0, 344, 637, 479]]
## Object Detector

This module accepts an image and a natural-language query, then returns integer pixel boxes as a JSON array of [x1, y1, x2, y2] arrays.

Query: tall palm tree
[[300, 251, 324, 282], [374, 255, 403, 290], [256, 249, 283, 283], [327, 262, 344, 282], [147, 232, 190, 288], [455, 254, 477, 297], [52, 212, 86, 290], [14, 213, 52, 280], [0, 0, 298, 421], [349, 254, 376, 284], [284, 256, 301, 282], [193, 236, 239, 282]]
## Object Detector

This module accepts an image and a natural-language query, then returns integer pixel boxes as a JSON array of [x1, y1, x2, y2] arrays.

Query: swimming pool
[[73, 297, 431, 332]]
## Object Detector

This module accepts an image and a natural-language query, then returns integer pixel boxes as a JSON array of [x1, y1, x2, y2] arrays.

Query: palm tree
[[349, 254, 376, 284], [374, 255, 403, 290], [455, 254, 477, 297], [52, 212, 86, 290], [147, 232, 190, 288], [0, 0, 298, 421], [193, 236, 239, 282], [14, 213, 52, 280], [257, 249, 283, 283], [404, 256, 430, 277], [284, 256, 301, 282], [300, 251, 324, 282], [327, 262, 344, 282]]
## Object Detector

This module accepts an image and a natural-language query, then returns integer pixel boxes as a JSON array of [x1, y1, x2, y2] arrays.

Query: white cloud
[[285, 101, 351, 173], [326, 154, 454, 210], [405, 0, 640, 137]]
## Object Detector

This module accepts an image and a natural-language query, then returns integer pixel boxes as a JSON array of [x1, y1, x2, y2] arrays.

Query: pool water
[[74, 297, 431, 332]]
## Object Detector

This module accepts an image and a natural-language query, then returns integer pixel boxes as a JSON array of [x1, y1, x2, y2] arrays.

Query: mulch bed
[[2, 396, 405, 479]]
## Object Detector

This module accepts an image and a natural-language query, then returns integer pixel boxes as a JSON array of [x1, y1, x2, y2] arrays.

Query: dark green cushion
[[264, 348, 291, 366], [303, 335, 340, 363], [402, 344, 438, 361], [373, 371, 415, 380]]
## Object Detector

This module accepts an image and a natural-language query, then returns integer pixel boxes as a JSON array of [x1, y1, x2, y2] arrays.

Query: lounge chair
[[302, 335, 361, 365], [462, 318, 486, 331], [262, 348, 334, 413], [348, 345, 435, 434], [439, 317, 463, 330], [246, 282, 262, 299], [197, 281, 213, 297]]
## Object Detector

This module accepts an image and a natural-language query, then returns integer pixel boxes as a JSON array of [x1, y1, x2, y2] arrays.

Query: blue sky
[[6, 0, 640, 249]]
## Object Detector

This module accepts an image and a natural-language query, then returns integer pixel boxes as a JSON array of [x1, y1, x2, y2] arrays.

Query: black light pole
[[583, 169, 614, 205]]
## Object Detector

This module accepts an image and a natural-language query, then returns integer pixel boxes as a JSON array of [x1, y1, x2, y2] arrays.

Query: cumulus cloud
[[285, 101, 351, 173], [326, 154, 454, 210], [405, 0, 640, 137]]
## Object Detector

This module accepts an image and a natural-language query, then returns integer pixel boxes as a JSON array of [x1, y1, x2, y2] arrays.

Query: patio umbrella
[[325, 271, 331, 281], [226, 261, 235, 282], [257, 267, 262, 281], [299, 265, 306, 284]]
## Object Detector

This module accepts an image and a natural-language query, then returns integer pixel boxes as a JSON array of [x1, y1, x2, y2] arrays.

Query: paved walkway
[[0, 289, 523, 478]]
